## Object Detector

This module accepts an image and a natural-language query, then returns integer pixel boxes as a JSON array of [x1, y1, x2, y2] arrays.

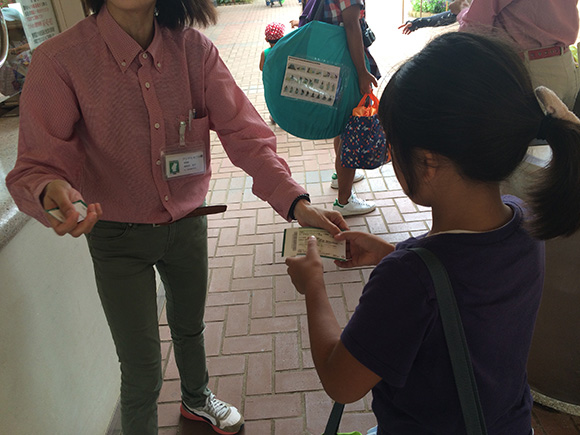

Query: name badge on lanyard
[[163, 149, 205, 179], [162, 117, 206, 180]]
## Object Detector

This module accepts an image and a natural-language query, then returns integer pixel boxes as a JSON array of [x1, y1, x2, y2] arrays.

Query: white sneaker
[[333, 193, 376, 216], [330, 169, 365, 189], [181, 393, 244, 434]]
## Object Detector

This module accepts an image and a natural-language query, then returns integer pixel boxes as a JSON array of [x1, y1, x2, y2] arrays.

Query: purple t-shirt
[[341, 196, 543, 435]]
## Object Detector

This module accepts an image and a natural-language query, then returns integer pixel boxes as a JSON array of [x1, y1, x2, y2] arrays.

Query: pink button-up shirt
[[6, 6, 306, 225], [458, 0, 579, 50]]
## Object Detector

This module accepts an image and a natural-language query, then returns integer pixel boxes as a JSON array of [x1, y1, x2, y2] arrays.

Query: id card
[[45, 200, 88, 223], [282, 227, 346, 261], [162, 148, 205, 180], [281, 56, 341, 106]]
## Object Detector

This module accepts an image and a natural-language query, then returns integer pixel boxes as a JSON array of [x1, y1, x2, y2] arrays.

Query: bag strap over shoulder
[[409, 247, 488, 435], [323, 402, 345, 435], [307, 0, 325, 23], [323, 247, 488, 435]]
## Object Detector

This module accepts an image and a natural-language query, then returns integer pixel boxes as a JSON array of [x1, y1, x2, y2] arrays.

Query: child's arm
[[259, 50, 266, 71], [286, 237, 382, 403], [398, 11, 457, 34], [342, 5, 377, 95]]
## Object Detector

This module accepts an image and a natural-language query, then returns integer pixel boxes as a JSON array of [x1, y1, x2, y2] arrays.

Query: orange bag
[[351, 92, 380, 117]]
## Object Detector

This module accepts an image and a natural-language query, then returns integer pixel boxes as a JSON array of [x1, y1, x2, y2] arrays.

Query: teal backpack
[[263, 20, 368, 140]]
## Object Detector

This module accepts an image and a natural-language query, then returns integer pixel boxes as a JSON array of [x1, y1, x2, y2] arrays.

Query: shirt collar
[[97, 5, 163, 73]]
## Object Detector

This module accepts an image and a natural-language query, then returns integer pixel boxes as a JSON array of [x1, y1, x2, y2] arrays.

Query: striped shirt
[[324, 0, 365, 25]]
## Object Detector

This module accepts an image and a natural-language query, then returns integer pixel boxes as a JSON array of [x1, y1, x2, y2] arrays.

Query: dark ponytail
[[379, 31, 580, 240], [527, 115, 580, 239]]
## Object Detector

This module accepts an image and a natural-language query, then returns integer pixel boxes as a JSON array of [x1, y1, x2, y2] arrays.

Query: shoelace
[[350, 194, 366, 205], [206, 394, 230, 419]]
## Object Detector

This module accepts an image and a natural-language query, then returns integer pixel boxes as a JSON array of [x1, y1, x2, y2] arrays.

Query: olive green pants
[[87, 216, 210, 435]]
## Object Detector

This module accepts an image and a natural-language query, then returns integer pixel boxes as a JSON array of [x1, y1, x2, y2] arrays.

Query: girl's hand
[[286, 236, 325, 295], [334, 231, 395, 268], [42, 179, 102, 237], [398, 22, 414, 35], [293, 200, 349, 236], [357, 70, 378, 96]]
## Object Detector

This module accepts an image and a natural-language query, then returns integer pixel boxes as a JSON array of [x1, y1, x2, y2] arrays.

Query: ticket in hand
[[282, 227, 346, 261], [45, 200, 88, 223]]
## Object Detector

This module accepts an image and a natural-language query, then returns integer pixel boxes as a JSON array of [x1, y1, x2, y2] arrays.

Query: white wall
[[51, 0, 86, 32], [0, 218, 119, 435]]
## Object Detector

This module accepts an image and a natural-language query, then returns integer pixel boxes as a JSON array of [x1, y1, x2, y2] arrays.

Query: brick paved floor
[[154, 1, 580, 434]]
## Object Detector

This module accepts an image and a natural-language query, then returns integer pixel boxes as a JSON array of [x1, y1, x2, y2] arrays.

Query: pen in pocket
[[188, 109, 196, 130]]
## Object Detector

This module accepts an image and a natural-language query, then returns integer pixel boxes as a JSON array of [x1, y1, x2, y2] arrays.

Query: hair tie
[[534, 86, 580, 124], [536, 115, 552, 140]]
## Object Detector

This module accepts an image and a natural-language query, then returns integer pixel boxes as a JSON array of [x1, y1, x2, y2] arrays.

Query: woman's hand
[[42, 179, 102, 237], [333, 231, 395, 268], [290, 19, 300, 28], [286, 236, 325, 295], [293, 200, 349, 236]]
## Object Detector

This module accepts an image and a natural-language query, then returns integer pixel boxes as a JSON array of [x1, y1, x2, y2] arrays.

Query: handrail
[[0, 9, 8, 70]]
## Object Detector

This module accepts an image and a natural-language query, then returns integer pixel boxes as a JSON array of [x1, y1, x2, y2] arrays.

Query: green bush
[[410, 0, 448, 14]]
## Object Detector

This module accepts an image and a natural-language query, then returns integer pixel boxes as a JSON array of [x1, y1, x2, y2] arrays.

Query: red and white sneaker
[[180, 393, 244, 434]]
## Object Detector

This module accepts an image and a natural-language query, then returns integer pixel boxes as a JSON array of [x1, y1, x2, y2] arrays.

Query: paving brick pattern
[[154, 1, 580, 434]]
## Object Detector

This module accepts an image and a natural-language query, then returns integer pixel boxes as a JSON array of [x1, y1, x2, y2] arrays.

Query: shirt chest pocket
[[162, 115, 210, 180]]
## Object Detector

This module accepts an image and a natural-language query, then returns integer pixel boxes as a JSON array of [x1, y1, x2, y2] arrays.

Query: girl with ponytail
[[286, 32, 580, 435]]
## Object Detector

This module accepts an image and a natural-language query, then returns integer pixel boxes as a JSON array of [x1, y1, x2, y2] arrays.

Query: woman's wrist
[[288, 194, 311, 221]]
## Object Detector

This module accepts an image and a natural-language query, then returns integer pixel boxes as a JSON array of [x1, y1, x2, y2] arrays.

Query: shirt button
[[145, 82, 150, 89], [154, 123, 160, 129], [156, 160, 161, 165], [164, 195, 169, 201], [142, 53, 148, 59], [121, 61, 126, 67]]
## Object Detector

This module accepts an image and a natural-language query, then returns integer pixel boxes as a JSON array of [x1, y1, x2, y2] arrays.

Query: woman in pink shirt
[[458, 0, 580, 109], [5, 0, 347, 434]]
